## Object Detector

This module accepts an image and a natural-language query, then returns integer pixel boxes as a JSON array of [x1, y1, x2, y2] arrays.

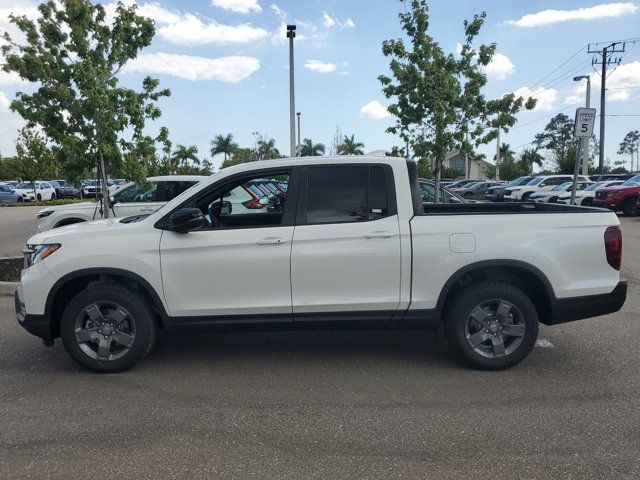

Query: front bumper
[[545, 280, 627, 325], [15, 288, 53, 345]]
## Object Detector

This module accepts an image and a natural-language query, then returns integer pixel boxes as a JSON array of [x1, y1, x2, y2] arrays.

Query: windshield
[[16, 182, 34, 189], [585, 182, 605, 191], [553, 182, 571, 191], [526, 177, 545, 186], [509, 176, 531, 186], [622, 175, 640, 186]]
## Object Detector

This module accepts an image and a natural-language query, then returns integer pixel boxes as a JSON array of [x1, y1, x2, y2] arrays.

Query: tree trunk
[[98, 151, 111, 218], [434, 157, 441, 204]]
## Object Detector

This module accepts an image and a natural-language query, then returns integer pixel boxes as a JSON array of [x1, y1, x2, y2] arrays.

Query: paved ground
[[0, 206, 40, 257], [0, 218, 639, 479]]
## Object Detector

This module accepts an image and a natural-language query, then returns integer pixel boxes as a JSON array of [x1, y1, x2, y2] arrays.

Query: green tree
[[256, 136, 280, 160], [618, 130, 640, 172], [210, 133, 238, 163], [171, 144, 200, 173], [13, 127, 56, 199], [378, 0, 535, 201], [518, 147, 544, 175], [299, 138, 326, 157], [533, 114, 578, 174], [221, 147, 257, 169], [1, 0, 170, 216], [338, 134, 365, 155]]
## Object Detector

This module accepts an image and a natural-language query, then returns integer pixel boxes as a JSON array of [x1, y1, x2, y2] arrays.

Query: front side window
[[156, 181, 199, 202], [306, 166, 391, 225], [113, 182, 158, 203]]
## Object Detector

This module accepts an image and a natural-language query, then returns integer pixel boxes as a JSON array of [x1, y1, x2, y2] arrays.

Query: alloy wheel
[[74, 302, 136, 361], [464, 299, 526, 359]]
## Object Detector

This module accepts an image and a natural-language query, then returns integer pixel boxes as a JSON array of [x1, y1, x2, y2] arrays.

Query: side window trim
[[296, 164, 397, 227]]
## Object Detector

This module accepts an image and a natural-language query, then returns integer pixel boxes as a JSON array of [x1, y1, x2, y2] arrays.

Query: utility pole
[[495, 128, 501, 181], [589, 42, 626, 173], [287, 25, 297, 158], [573, 75, 591, 175], [296, 112, 301, 156], [464, 131, 469, 180]]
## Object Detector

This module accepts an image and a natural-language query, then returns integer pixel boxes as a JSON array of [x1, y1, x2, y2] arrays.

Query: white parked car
[[557, 180, 624, 207], [81, 179, 120, 198], [529, 181, 593, 203], [35, 175, 205, 232], [15, 156, 626, 372], [503, 175, 590, 201], [13, 181, 57, 202]]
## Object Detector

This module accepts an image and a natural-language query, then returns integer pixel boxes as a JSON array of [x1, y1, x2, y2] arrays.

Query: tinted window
[[369, 167, 388, 218], [156, 181, 198, 202], [113, 182, 158, 203]]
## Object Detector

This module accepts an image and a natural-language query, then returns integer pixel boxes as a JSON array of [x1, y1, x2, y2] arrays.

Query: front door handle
[[364, 231, 395, 239], [257, 237, 289, 245]]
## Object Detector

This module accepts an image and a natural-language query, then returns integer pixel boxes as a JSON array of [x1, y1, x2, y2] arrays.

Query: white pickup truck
[[15, 156, 626, 372]]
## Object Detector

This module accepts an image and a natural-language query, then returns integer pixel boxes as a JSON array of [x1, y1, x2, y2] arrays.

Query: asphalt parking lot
[[0, 206, 41, 257], [0, 212, 639, 479]]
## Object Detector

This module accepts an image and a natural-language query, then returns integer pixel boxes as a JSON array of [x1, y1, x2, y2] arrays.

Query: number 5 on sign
[[574, 108, 596, 138]]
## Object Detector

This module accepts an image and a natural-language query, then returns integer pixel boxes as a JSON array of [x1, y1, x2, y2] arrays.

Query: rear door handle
[[256, 237, 289, 245], [364, 231, 395, 239]]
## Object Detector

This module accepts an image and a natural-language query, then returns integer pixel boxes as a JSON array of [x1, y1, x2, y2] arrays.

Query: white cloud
[[0, 90, 24, 155], [304, 59, 336, 73], [514, 86, 558, 111], [156, 14, 268, 45], [126, 52, 260, 82], [269, 3, 287, 20], [0, 70, 29, 86], [482, 53, 515, 81], [505, 2, 638, 27], [360, 100, 390, 120], [211, 0, 262, 14], [321, 12, 355, 29]]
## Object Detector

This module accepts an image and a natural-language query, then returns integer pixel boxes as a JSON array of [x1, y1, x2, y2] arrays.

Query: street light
[[573, 75, 591, 175], [287, 25, 296, 158], [296, 112, 301, 157]]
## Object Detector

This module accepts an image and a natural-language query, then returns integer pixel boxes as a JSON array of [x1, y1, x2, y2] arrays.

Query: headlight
[[23, 244, 61, 268], [36, 210, 54, 219]]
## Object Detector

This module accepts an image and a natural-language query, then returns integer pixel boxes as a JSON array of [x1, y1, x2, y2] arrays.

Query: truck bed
[[421, 202, 604, 215]]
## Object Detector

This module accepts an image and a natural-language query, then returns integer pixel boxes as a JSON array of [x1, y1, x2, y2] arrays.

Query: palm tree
[[299, 138, 325, 157], [338, 134, 364, 155], [519, 147, 544, 174], [210, 133, 238, 162], [171, 144, 200, 172], [495, 143, 516, 162], [256, 137, 280, 160]]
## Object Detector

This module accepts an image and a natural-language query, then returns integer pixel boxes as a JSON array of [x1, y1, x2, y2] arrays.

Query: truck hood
[[38, 201, 98, 214], [27, 217, 124, 245]]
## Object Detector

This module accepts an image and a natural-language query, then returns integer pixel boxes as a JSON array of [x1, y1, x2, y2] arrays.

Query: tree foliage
[[211, 133, 238, 162], [12, 127, 57, 195], [299, 138, 325, 157], [338, 134, 364, 155], [378, 0, 535, 199], [1, 0, 170, 211], [618, 130, 640, 172], [533, 114, 579, 174]]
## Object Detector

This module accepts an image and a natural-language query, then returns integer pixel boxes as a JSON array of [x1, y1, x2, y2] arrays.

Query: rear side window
[[306, 165, 393, 225], [157, 181, 197, 202]]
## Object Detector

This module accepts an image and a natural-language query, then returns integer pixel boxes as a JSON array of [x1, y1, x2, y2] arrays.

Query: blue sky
[[1, 0, 640, 170]]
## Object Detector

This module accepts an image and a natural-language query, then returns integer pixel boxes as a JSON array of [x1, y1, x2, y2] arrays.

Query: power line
[[528, 46, 586, 89]]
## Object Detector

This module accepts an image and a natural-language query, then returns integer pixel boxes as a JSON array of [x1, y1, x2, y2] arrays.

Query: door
[[291, 165, 401, 326], [160, 169, 297, 321]]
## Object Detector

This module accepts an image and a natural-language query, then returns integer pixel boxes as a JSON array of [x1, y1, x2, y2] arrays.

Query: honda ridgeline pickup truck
[[15, 156, 627, 372]]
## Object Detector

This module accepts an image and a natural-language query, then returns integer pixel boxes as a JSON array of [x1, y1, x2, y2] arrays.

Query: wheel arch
[[436, 260, 555, 325], [52, 216, 88, 229], [45, 268, 172, 339]]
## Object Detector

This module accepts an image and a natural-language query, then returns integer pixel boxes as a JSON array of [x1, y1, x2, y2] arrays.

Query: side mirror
[[539, 183, 546, 187], [169, 208, 204, 233]]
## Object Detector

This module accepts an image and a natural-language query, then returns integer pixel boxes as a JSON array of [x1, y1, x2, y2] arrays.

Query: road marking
[[535, 338, 554, 348]]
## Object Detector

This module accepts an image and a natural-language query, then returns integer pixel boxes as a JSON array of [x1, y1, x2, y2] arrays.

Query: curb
[[0, 281, 18, 297]]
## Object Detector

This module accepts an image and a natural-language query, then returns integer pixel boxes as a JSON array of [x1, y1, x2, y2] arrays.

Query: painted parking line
[[535, 338, 554, 348]]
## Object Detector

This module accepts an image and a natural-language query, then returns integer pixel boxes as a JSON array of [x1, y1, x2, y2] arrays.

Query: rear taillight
[[604, 226, 622, 271], [242, 187, 264, 209]]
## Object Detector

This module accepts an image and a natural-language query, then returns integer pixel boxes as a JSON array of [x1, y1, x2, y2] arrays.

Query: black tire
[[581, 197, 593, 207], [60, 283, 157, 373], [16, 197, 23, 203], [464, 192, 473, 199], [622, 197, 638, 216], [444, 281, 539, 370], [521, 192, 532, 202], [36, 193, 42, 202], [50, 193, 56, 201], [548, 196, 558, 203]]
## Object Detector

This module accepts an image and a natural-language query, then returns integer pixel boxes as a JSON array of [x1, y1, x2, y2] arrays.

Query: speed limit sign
[[574, 108, 596, 138]]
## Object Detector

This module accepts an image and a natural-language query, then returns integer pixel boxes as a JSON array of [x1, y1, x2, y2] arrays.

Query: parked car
[[456, 181, 502, 200], [1, 180, 20, 188], [503, 175, 589, 202], [529, 181, 593, 203], [418, 179, 468, 203], [13, 181, 57, 201], [15, 156, 625, 372], [54, 182, 80, 198], [35, 175, 205, 232], [82, 179, 118, 198], [589, 173, 635, 182], [593, 174, 640, 216], [447, 179, 482, 190], [0, 184, 22, 204], [557, 180, 624, 206], [485, 176, 535, 202]]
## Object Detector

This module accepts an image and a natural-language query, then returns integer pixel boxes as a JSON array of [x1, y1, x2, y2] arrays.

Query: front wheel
[[444, 281, 539, 369], [36, 194, 42, 202], [521, 192, 532, 202], [464, 192, 473, 199], [50, 193, 56, 201], [60, 283, 157, 373], [622, 197, 638, 216], [581, 197, 593, 207], [548, 196, 558, 203]]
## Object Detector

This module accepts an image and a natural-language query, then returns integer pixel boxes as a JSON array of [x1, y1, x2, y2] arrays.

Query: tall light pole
[[574, 75, 591, 175], [287, 24, 296, 158], [495, 128, 501, 181], [296, 112, 301, 156]]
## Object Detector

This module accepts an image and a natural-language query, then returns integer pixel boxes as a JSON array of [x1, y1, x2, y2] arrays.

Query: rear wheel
[[622, 197, 638, 216], [36, 194, 42, 202], [548, 196, 558, 203], [60, 283, 157, 373], [581, 197, 593, 207], [50, 193, 56, 201], [464, 192, 473, 199], [521, 192, 532, 202], [445, 281, 539, 369]]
